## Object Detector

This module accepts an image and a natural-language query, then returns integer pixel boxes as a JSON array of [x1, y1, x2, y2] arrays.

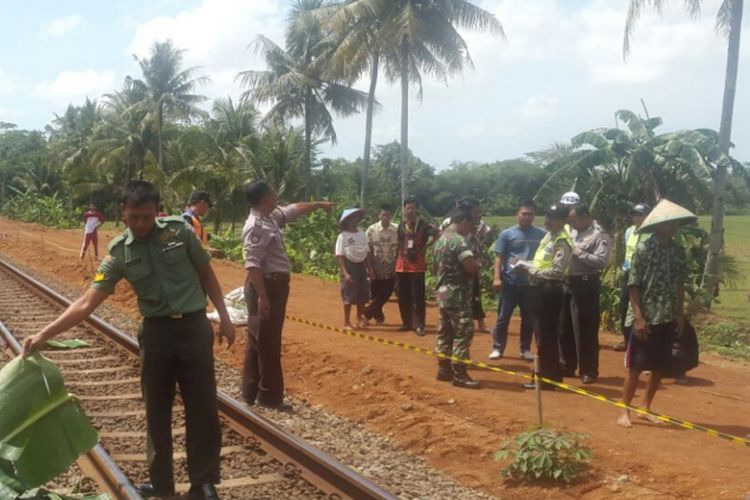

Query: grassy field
[[485, 214, 750, 322]]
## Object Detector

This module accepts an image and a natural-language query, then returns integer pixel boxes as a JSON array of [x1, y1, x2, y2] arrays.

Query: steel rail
[[0, 258, 395, 500], [0, 320, 141, 500]]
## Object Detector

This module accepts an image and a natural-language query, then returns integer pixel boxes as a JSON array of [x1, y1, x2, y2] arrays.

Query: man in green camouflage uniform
[[433, 208, 480, 389]]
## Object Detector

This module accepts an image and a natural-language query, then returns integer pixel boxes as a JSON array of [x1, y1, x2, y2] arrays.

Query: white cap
[[560, 192, 581, 205]]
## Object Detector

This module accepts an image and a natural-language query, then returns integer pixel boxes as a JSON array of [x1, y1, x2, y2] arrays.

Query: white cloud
[[458, 122, 488, 141], [129, 0, 286, 101], [0, 106, 24, 121], [33, 70, 117, 105], [0, 69, 17, 94], [40, 15, 83, 39], [521, 95, 559, 120], [467, 0, 724, 86]]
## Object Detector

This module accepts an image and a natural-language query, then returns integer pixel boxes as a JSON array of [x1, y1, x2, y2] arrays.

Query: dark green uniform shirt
[[91, 216, 211, 317], [433, 229, 474, 310]]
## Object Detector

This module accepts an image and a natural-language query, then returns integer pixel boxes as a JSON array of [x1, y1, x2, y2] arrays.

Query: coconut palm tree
[[623, 0, 745, 296], [95, 77, 156, 183], [169, 97, 260, 232], [135, 40, 209, 175], [322, 0, 504, 205], [315, 1, 385, 208], [238, 0, 369, 200], [47, 98, 100, 174]]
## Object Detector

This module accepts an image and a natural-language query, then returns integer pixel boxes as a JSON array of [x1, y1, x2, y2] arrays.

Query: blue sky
[[1, 0, 748, 169]]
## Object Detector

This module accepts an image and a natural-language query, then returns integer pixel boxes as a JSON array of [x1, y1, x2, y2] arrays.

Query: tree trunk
[[303, 90, 313, 201], [360, 50, 379, 209], [399, 40, 409, 209], [213, 210, 221, 235], [157, 101, 164, 175], [702, 0, 743, 300]]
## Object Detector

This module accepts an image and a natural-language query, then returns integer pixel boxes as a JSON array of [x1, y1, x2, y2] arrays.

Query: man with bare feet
[[616, 200, 695, 428]]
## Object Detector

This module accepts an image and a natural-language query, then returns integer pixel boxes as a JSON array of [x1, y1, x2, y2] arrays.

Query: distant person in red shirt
[[396, 196, 440, 336], [80, 203, 105, 259]]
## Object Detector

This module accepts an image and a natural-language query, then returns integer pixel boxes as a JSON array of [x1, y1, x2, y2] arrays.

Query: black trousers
[[139, 311, 221, 488], [531, 283, 564, 386], [396, 272, 426, 330], [364, 276, 396, 322], [243, 276, 290, 406], [471, 275, 485, 320], [619, 271, 630, 342], [560, 276, 601, 378]]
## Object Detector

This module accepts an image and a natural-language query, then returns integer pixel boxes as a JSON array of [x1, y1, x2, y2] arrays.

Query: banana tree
[[534, 109, 738, 285]]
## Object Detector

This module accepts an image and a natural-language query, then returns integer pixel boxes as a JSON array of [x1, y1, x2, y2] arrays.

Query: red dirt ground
[[1, 218, 749, 499]]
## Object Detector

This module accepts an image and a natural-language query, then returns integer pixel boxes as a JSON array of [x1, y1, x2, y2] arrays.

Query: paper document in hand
[[510, 260, 532, 271]]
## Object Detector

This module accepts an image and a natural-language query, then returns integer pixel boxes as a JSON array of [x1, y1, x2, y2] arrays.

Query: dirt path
[[1, 218, 749, 499]]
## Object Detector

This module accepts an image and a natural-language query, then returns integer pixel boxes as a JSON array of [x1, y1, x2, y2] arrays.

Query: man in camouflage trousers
[[433, 208, 481, 389]]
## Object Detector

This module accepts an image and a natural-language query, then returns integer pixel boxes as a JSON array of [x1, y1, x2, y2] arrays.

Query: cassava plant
[[495, 427, 592, 483]]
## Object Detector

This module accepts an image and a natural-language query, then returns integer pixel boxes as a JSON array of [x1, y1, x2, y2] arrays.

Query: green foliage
[[533, 111, 742, 242], [209, 230, 245, 263], [697, 321, 750, 361], [438, 160, 547, 215], [599, 281, 621, 332], [495, 427, 592, 484], [1, 192, 77, 229], [284, 210, 342, 280]]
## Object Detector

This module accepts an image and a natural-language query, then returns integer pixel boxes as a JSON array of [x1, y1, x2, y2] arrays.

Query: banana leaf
[[0, 353, 98, 489], [45, 340, 91, 350]]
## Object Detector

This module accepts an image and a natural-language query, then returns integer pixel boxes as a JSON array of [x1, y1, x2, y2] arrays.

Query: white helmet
[[560, 191, 581, 205]]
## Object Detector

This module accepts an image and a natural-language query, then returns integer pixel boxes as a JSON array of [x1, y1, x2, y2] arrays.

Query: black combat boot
[[452, 365, 480, 389], [436, 359, 452, 381]]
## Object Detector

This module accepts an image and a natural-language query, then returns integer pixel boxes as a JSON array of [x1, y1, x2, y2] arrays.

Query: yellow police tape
[[286, 314, 750, 449]]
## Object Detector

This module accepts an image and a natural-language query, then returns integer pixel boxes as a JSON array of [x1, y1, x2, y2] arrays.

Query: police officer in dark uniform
[[241, 180, 334, 411], [23, 181, 236, 500], [517, 204, 573, 390], [560, 203, 611, 384]]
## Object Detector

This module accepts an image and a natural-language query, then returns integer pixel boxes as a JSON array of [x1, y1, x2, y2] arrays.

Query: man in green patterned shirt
[[617, 199, 695, 429], [433, 208, 480, 389]]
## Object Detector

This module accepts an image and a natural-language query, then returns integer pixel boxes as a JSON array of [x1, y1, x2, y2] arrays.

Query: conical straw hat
[[339, 208, 366, 229], [637, 199, 697, 233]]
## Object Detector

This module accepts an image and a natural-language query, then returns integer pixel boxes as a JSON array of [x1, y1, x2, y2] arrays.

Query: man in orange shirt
[[395, 196, 440, 336], [183, 191, 223, 257]]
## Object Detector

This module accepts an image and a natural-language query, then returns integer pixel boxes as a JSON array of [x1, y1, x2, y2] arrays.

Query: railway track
[[0, 258, 394, 500]]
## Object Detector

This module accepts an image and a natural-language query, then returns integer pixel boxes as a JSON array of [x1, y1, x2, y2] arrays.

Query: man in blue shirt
[[490, 200, 546, 360]]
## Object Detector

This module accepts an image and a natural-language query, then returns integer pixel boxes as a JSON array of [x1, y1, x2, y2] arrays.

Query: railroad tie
[[63, 366, 132, 374], [78, 393, 142, 401], [87, 409, 146, 418], [53, 355, 119, 364], [112, 446, 247, 462], [175, 474, 285, 493], [101, 427, 186, 439], [43, 347, 105, 356], [67, 377, 140, 387]]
